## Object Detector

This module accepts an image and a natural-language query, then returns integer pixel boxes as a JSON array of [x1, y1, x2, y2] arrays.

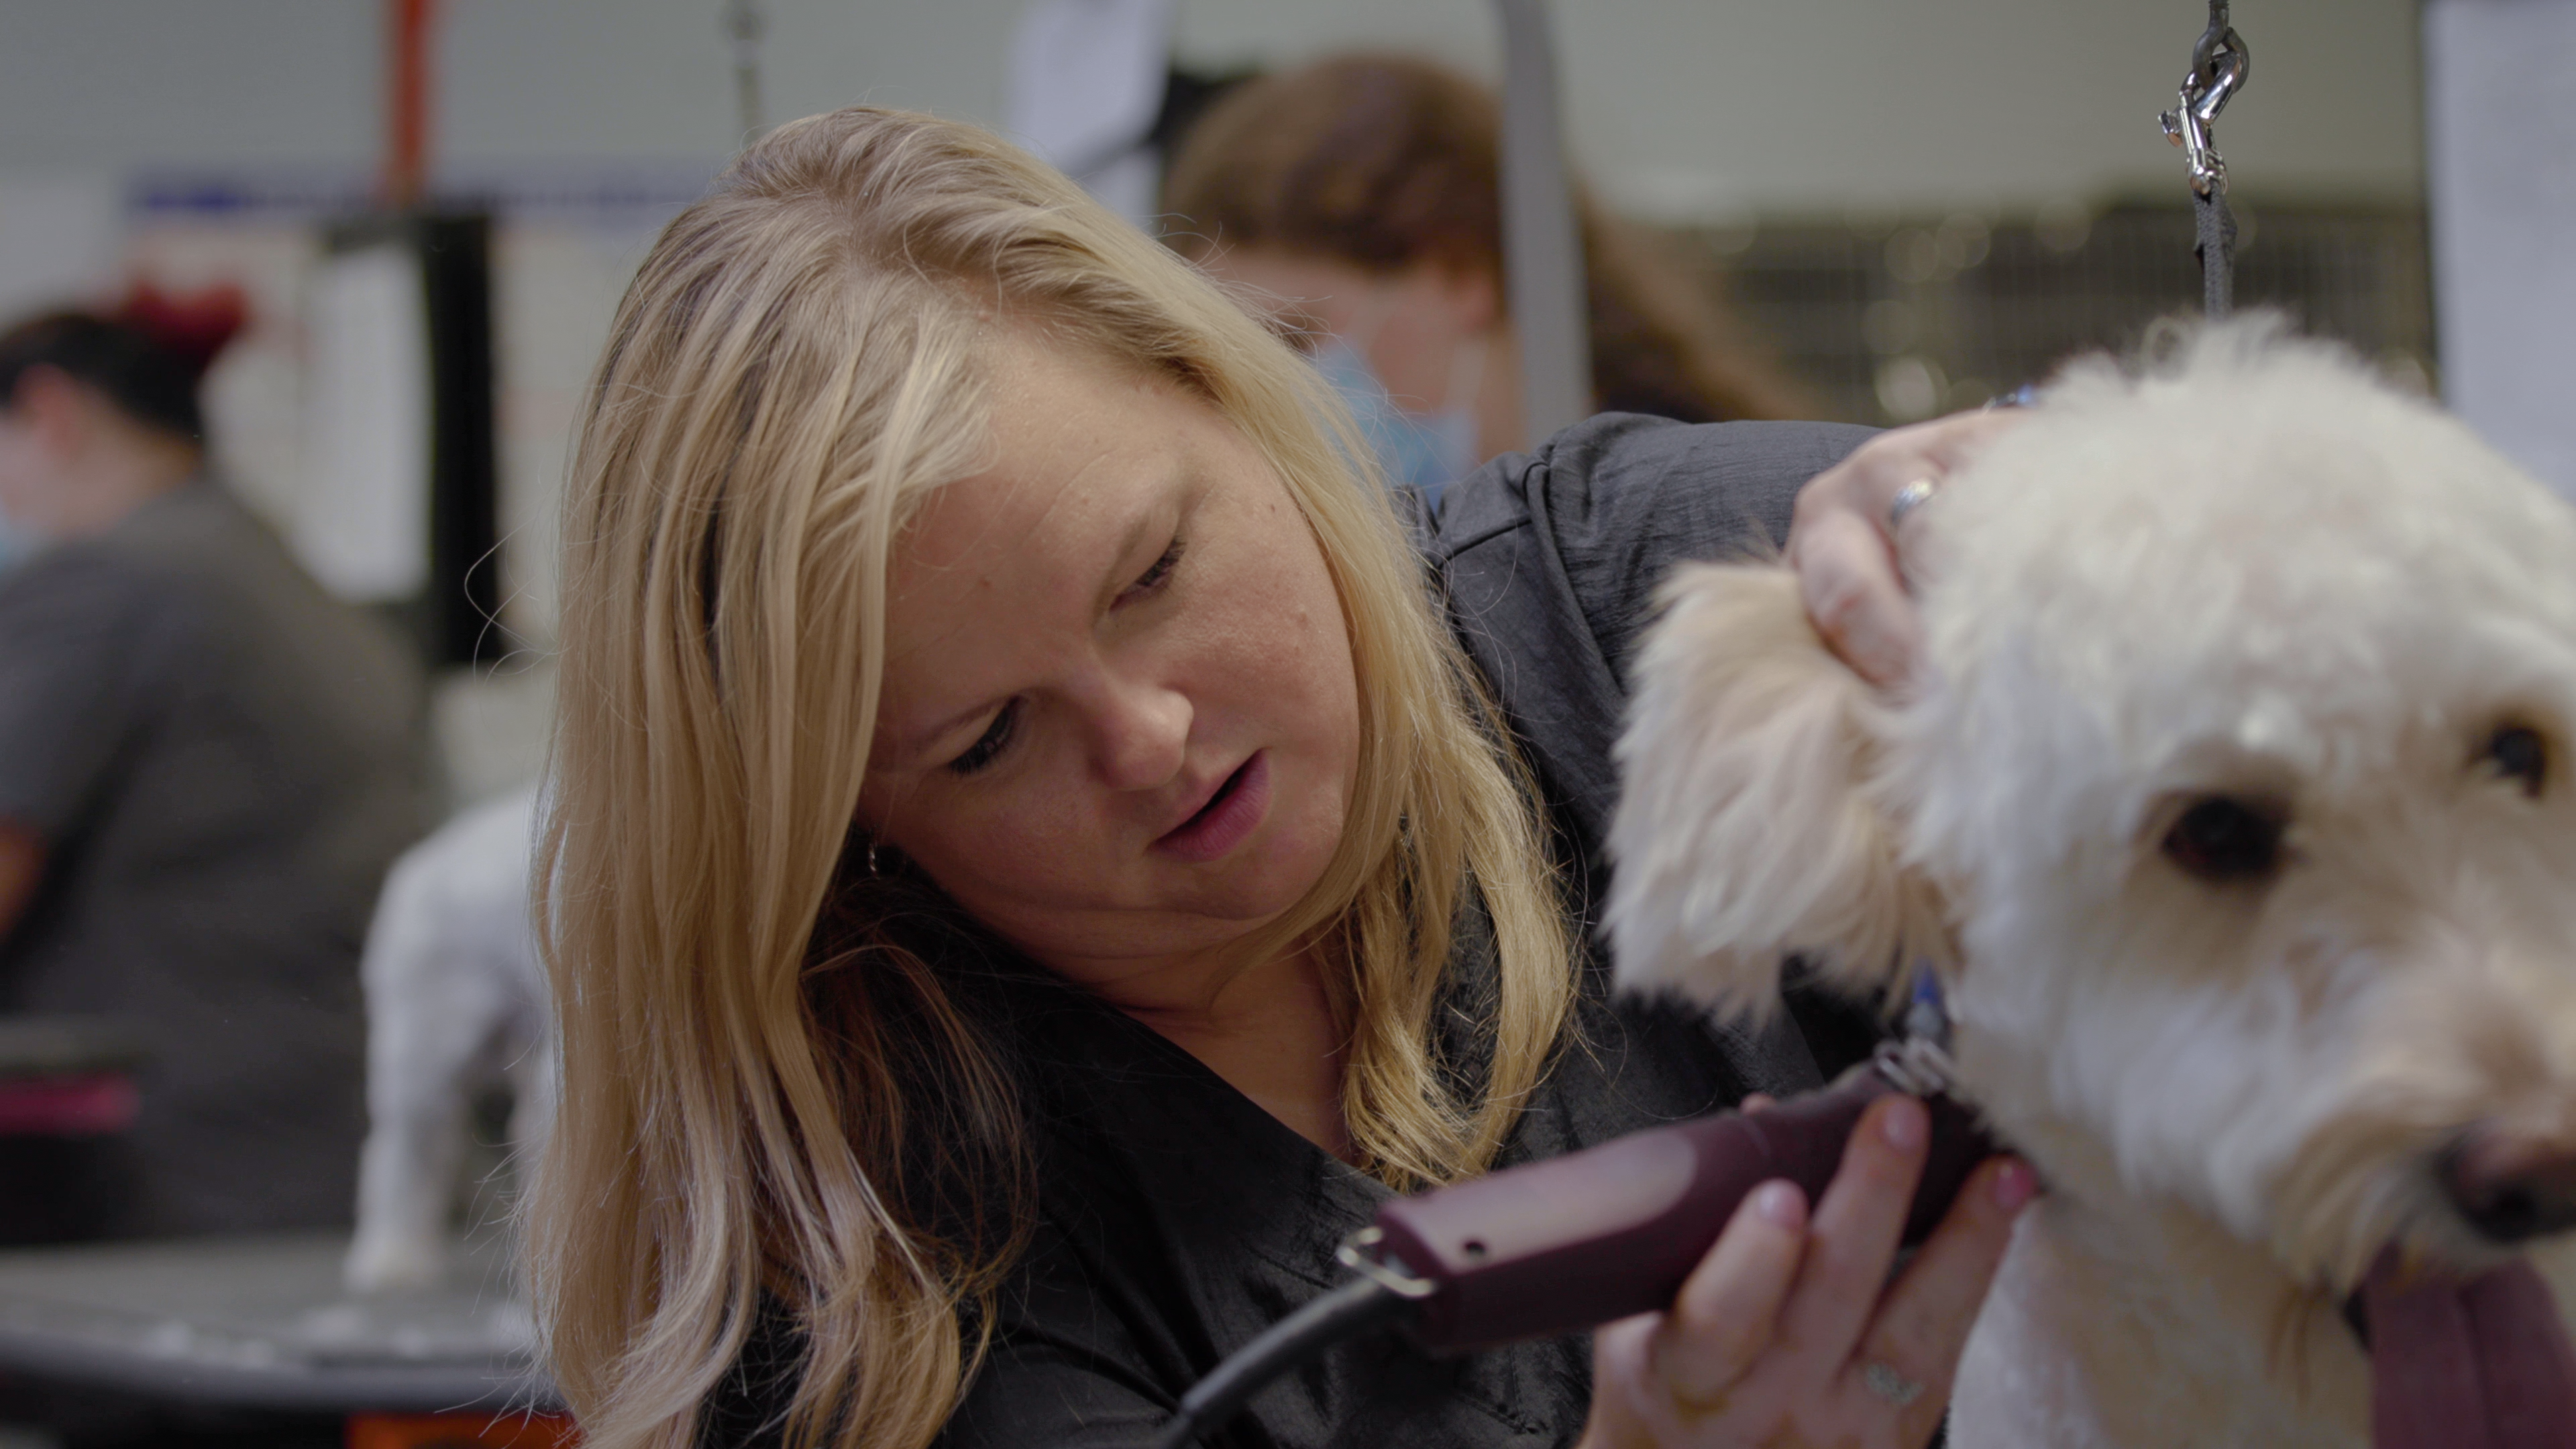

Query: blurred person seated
[[1162, 53, 1806, 507], [0, 286, 429, 1241]]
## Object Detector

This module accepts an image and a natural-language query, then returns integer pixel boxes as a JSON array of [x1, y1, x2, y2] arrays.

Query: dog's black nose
[[2440, 1128, 2576, 1244]]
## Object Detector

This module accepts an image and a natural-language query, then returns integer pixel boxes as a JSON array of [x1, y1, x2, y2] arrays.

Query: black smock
[[702, 416, 1882, 1448]]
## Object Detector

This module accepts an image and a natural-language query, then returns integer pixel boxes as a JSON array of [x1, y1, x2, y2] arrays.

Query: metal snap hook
[[2161, 7, 2252, 199]]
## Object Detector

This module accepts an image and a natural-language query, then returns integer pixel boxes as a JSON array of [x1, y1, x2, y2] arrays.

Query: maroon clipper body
[[1363, 1072, 2576, 1446], [1366, 1069, 1994, 1354]]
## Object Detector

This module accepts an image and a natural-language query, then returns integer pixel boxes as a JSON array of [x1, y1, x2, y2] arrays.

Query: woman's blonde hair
[[530, 105, 1575, 1449]]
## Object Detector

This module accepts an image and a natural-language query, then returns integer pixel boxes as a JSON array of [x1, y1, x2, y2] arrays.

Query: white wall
[[0, 0, 2422, 214], [2426, 0, 2576, 502], [0, 0, 2431, 801]]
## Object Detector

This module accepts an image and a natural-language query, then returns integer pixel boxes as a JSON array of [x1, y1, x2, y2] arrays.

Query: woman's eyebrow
[[1091, 474, 1189, 612], [890, 698, 998, 766], [885, 530, 1157, 768], [884, 459, 1201, 766]]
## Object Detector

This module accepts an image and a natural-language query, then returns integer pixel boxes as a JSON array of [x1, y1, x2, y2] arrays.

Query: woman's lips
[[1152, 753, 1271, 863]]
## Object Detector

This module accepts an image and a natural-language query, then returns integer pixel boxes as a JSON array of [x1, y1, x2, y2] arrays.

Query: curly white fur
[[1609, 319, 2576, 1447]]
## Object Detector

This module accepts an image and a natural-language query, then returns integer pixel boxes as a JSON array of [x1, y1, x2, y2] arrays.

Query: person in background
[[0, 287, 429, 1239], [1161, 53, 1807, 507]]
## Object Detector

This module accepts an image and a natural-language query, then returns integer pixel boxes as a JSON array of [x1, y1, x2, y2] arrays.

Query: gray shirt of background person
[[0, 477, 429, 1237]]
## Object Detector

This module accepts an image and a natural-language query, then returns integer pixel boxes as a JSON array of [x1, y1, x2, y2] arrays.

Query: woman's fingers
[[1815, 407, 2026, 523], [1786, 407, 2029, 688], [1842, 1154, 2039, 1443], [1907, 405, 2027, 477], [1650, 1177, 1810, 1408], [1768, 1095, 1932, 1381], [1583, 1102, 2036, 1449], [1794, 508, 1919, 688]]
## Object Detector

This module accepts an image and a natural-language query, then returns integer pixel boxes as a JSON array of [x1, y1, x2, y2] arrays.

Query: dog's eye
[[2483, 725, 2548, 799], [2162, 796, 2285, 883]]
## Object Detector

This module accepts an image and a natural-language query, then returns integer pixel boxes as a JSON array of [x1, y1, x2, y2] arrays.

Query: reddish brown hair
[[1161, 54, 1805, 423]]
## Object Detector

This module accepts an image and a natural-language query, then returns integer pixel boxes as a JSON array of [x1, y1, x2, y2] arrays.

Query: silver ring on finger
[[1887, 476, 1939, 535], [1860, 1358, 1928, 1409]]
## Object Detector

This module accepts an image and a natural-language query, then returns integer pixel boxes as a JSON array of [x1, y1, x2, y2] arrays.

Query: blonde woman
[[531, 105, 2030, 1449]]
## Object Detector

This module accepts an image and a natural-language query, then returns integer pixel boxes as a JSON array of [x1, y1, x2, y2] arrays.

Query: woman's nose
[[1089, 676, 1191, 791]]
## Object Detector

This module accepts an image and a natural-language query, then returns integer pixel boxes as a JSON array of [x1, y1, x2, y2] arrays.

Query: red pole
[[384, 0, 435, 209]]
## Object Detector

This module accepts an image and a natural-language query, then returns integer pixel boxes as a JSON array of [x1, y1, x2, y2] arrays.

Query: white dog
[[1607, 321, 2576, 1446], [345, 785, 553, 1295]]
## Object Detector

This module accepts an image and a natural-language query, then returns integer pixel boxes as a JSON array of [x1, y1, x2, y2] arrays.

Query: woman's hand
[[1577, 1095, 2036, 1449], [1786, 409, 2027, 687]]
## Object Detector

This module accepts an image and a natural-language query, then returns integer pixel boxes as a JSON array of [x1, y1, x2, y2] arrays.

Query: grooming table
[[0, 1231, 555, 1419]]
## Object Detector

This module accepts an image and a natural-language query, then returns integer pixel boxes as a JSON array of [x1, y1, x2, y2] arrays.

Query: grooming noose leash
[[2159, 0, 2251, 319]]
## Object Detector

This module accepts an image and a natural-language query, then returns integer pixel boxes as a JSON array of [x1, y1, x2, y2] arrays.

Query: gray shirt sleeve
[[1431, 413, 1883, 1099], [0, 548, 171, 839], [1430, 413, 1878, 852]]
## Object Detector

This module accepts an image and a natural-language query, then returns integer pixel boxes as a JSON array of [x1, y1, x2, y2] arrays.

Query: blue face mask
[[1313, 333, 1482, 517]]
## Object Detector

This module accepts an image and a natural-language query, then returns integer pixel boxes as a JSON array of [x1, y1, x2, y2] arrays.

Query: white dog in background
[[1608, 321, 2576, 1446], [345, 785, 552, 1295]]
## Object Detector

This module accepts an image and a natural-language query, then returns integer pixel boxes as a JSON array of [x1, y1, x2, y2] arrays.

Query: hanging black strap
[[2161, 0, 2251, 319], [2195, 188, 2237, 319]]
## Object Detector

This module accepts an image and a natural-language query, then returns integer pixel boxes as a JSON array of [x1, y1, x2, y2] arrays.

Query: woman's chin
[[1109, 822, 1340, 941]]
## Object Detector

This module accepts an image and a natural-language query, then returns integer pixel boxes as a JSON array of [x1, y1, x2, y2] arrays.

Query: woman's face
[[1193, 246, 1520, 462], [857, 334, 1362, 994]]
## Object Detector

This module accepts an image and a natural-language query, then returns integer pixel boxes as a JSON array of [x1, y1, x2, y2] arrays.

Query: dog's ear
[[1606, 563, 1945, 1022]]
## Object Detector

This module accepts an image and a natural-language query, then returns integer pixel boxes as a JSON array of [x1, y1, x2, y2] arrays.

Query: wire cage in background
[[1685, 200, 2435, 425]]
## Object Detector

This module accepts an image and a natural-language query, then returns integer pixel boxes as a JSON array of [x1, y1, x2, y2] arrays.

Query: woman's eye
[[2161, 795, 2285, 883], [2484, 724, 2548, 798], [947, 702, 1018, 777], [1121, 540, 1184, 602]]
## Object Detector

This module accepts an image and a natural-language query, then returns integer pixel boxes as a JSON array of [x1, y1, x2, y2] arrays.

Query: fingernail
[[1755, 1180, 1804, 1228], [1992, 1159, 2037, 1212], [1879, 1095, 1927, 1152]]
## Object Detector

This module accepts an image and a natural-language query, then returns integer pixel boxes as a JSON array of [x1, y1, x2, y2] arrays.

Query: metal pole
[[383, 0, 436, 209], [1493, 0, 1593, 445], [725, 0, 767, 142]]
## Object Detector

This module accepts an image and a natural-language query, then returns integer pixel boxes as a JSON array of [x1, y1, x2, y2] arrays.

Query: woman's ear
[[1605, 563, 1943, 1022]]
